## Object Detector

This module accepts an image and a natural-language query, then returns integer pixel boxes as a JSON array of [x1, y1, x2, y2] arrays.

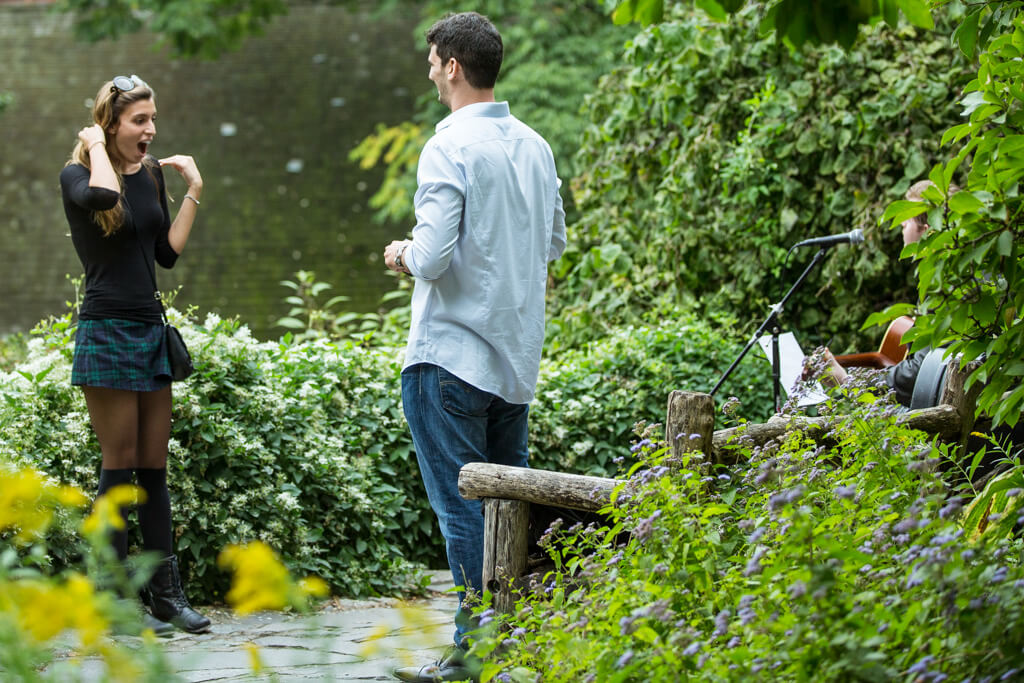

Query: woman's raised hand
[[158, 155, 203, 195], [78, 124, 106, 149]]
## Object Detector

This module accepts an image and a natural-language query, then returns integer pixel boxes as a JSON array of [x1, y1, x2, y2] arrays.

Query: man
[[823, 180, 949, 405], [384, 11, 566, 682]]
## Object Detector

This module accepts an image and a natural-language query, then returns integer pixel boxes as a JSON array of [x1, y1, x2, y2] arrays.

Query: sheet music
[[757, 332, 829, 407]]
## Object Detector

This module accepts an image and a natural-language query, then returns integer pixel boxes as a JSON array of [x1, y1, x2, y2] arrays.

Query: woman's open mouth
[[138, 141, 150, 155]]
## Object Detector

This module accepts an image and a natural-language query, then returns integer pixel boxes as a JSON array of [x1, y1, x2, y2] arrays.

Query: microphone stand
[[711, 247, 829, 412]]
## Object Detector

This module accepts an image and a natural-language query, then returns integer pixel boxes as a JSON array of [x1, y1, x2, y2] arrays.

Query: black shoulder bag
[[133, 224, 194, 382]]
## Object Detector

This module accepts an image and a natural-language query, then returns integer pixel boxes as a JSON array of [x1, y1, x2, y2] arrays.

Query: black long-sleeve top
[[60, 158, 178, 324]]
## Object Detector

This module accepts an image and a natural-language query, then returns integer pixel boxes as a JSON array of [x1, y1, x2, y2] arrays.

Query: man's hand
[[802, 348, 849, 388], [384, 240, 411, 274]]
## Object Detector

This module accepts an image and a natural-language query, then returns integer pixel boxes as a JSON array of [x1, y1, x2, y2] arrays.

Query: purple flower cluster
[[630, 438, 652, 453], [834, 484, 856, 500], [939, 497, 963, 519], [744, 546, 767, 577], [633, 509, 663, 542], [713, 609, 731, 637], [906, 655, 949, 681], [768, 485, 806, 512], [737, 594, 756, 625], [633, 465, 670, 485]]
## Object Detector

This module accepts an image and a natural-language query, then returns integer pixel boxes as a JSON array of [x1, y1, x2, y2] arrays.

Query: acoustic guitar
[[833, 315, 915, 369]]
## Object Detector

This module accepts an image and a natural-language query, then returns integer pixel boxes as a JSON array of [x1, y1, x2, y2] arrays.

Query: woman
[[60, 74, 209, 634]]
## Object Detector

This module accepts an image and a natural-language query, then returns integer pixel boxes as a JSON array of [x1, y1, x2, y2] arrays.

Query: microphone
[[793, 228, 864, 249]]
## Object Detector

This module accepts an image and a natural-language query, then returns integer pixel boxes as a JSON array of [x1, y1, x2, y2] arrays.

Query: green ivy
[[556, 3, 971, 353]]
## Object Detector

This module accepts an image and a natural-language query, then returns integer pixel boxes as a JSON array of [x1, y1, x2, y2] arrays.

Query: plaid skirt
[[71, 318, 172, 392]]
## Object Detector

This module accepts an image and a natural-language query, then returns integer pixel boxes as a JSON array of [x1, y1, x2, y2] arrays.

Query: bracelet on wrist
[[87, 140, 106, 153], [184, 194, 201, 206]]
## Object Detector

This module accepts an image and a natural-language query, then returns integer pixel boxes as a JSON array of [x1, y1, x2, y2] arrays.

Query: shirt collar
[[435, 101, 511, 132]]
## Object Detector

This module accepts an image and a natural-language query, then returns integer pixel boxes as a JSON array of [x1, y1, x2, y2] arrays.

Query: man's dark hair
[[425, 12, 503, 89]]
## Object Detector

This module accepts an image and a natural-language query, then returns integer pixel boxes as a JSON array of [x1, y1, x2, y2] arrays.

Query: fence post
[[941, 358, 983, 450], [481, 498, 530, 613], [665, 391, 715, 462]]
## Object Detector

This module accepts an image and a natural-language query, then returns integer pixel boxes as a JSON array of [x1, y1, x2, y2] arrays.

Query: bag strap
[[125, 194, 169, 326]]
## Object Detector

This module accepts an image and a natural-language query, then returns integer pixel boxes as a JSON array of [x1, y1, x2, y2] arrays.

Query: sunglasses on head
[[110, 75, 146, 96]]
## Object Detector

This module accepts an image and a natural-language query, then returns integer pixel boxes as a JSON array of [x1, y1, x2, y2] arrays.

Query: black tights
[[84, 386, 174, 559]]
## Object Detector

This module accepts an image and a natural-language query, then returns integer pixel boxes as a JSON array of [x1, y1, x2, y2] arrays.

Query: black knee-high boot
[[135, 468, 173, 556], [145, 555, 211, 633], [95, 468, 134, 560], [96, 469, 174, 637]]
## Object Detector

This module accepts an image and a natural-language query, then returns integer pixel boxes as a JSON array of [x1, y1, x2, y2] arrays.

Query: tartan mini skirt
[[71, 318, 172, 392]]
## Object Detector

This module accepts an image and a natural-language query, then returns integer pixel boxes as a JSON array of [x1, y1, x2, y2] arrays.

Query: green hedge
[[1, 308, 774, 603], [1, 313, 423, 601]]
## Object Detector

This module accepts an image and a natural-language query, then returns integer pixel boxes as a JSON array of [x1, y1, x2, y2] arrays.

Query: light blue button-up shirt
[[402, 101, 567, 404]]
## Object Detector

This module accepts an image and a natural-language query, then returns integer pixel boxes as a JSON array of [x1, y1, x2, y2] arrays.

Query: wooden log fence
[[458, 363, 977, 612]]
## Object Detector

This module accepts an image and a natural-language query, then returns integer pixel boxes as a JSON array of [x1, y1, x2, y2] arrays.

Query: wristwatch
[[395, 243, 407, 269]]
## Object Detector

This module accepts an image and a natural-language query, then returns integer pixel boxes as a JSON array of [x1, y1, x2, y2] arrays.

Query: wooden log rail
[[460, 364, 976, 612], [459, 464, 620, 611]]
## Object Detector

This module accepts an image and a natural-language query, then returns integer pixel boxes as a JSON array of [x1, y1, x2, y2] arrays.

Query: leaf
[[997, 230, 1014, 257], [953, 8, 982, 59], [610, 0, 632, 25], [897, 0, 934, 30], [948, 191, 985, 214], [881, 200, 928, 227], [960, 91, 989, 117], [941, 122, 973, 147], [695, 0, 727, 22]]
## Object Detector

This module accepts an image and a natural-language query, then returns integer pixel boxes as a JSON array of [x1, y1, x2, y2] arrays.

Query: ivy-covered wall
[[555, 3, 973, 353]]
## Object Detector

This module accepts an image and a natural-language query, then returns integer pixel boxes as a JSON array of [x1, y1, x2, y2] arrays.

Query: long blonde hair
[[66, 76, 160, 237]]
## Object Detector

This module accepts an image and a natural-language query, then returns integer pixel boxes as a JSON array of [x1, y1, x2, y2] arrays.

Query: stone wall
[[1, 3, 423, 338]]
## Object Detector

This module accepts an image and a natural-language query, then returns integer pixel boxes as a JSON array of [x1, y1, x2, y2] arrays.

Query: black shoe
[[141, 611, 176, 637], [111, 599, 175, 638], [393, 645, 476, 682], [144, 555, 212, 634]]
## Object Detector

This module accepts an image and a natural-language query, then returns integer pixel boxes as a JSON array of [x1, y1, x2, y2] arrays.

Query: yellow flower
[[218, 541, 293, 614], [0, 469, 54, 542], [82, 484, 146, 537], [298, 576, 329, 598], [97, 641, 143, 682], [5, 572, 109, 647], [245, 642, 264, 674], [64, 572, 110, 647], [11, 579, 68, 643], [57, 485, 89, 508], [217, 541, 329, 615]]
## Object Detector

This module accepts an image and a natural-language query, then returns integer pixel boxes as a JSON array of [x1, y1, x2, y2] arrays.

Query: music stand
[[710, 247, 829, 412]]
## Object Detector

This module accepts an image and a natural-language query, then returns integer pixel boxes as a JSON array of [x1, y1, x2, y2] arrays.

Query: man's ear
[[446, 57, 459, 80]]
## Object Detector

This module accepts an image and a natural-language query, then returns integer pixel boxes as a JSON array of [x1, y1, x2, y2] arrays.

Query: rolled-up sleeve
[[549, 180, 567, 262], [406, 141, 465, 280]]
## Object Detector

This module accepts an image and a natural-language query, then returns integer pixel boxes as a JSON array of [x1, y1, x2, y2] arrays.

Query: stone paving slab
[[50, 571, 459, 682]]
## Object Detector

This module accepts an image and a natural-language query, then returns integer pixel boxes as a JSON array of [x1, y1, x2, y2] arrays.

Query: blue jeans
[[401, 363, 529, 646]]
